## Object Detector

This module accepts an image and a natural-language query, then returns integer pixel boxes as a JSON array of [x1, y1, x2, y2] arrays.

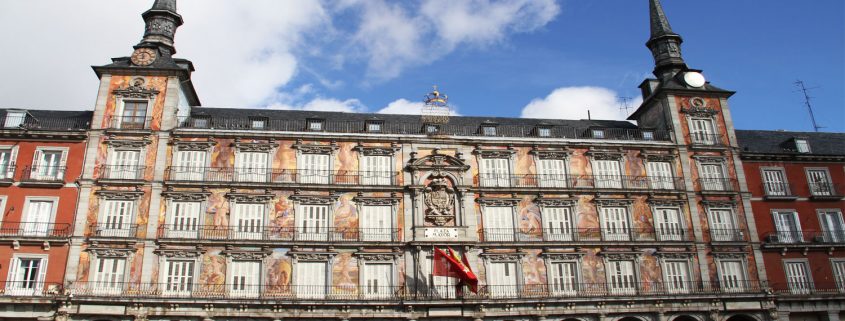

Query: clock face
[[683, 71, 706, 88], [130, 48, 157, 66]]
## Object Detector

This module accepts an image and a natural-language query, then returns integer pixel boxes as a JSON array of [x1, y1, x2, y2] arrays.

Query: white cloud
[[521, 87, 642, 121], [377, 99, 426, 114]]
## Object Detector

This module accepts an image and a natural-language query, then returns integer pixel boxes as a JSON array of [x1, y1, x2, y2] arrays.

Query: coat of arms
[[424, 177, 456, 226]]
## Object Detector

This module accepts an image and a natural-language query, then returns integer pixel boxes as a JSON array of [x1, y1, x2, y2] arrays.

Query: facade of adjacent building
[[0, 109, 91, 320], [737, 130, 845, 321]]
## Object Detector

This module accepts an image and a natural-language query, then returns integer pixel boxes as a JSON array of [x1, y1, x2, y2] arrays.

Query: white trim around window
[[545, 258, 581, 296], [715, 257, 749, 292], [771, 209, 803, 243], [818, 209, 845, 243], [830, 259, 845, 293], [783, 259, 813, 294], [159, 258, 200, 296], [0, 145, 19, 179], [659, 257, 692, 294], [31, 147, 69, 180], [20, 196, 59, 237], [6, 253, 49, 296]]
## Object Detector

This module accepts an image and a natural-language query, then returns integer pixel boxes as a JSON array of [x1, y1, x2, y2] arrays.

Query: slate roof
[[0, 109, 92, 131], [736, 129, 845, 156]]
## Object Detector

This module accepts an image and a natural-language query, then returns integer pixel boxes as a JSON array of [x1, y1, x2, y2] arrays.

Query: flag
[[432, 247, 478, 293]]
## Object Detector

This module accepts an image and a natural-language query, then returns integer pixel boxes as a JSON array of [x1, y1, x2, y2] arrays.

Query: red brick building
[[738, 130, 845, 321], [0, 109, 90, 320]]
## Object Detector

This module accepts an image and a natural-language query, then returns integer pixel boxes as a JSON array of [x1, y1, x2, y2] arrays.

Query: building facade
[[737, 130, 845, 321], [0, 109, 91, 320]]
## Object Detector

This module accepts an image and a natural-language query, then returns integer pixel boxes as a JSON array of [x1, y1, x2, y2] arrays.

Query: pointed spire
[[138, 0, 184, 54], [645, 0, 686, 79]]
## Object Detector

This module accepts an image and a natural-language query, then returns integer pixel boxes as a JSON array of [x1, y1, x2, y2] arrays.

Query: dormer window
[[537, 127, 551, 137], [3, 110, 26, 128], [308, 119, 324, 131], [191, 116, 209, 128], [591, 129, 605, 139], [642, 131, 655, 141], [425, 124, 439, 134], [250, 117, 268, 130], [481, 125, 497, 136], [366, 121, 383, 133], [795, 139, 810, 153]]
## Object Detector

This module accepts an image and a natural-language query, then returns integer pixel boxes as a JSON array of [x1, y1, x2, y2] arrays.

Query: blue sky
[[0, 0, 842, 132]]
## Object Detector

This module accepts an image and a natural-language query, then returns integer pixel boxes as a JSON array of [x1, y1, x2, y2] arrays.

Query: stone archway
[[725, 314, 761, 321], [674, 315, 702, 321]]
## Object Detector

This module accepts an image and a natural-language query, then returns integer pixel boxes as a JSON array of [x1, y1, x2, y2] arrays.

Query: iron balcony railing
[[165, 167, 399, 186], [762, 182, 796, 198], [771, 282, 845, 296], [764, 230, 845, 245], [69, 280, 763, 301], [106, 115, 152, 130], [0, 221, 71, 238], [809, 182, 843, 198], [709, 228, 747, 242], [475, 173, 684, 190], [158, 225, 400, 242], [696, 178, 738, 192], [98, 165, 147, 180], [89, 223, 139, 238], [689, 133, 726, 147], [177, 116, 672, 142], [1, 114, 89, 131], [20, 165, 66, 182], [480, 227, 691, 243], [1, 281, 63, 297], [0, 164, 15, 180]]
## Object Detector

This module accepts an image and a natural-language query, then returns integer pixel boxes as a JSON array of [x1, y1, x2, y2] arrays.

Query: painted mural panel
[[101, 75, 169, 131]]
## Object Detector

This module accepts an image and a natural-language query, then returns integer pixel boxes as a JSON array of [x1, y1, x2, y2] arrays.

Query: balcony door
[[111, 150, 140, 180], [785, 262, 812, 294], [167, 201, 200, 239], [33, 150, 64, 180], [361, 205, 392, 242], [235, 151, 269, 182], [6, 257, 46, 296], [607, 260, 636, 295], [700, 164, 725, 191], [229, 261, 261, 298], [296, 261, 327, 299], [483, 206, 514, 242], [23, 200, 54, 236], [481, 158, 510, 187], [232, 203, 264, 240], [820, 211, 845, 243], [488, 261, 519, 298], [718, 260, 746, 292], [549, 261, 578, 296], [538, 159, 567, 188], [807, 169, 833, 196], [174, 150, 206, 181], [92, 257, 126, 295], [300, 153, 330, 184], [647, 161, 674, 190], [297, 204, 329, 241], [360, 155, 391, 185], [101, 200, 133, 237], [708, 208, 736, 242], [544, 207, 574, 241], [762, 169, 787, 196], [163, 260, 194, 297], [601, 207, 630, 241], [662, 260, 690, 294], [773, 211, 802, 243], [362, 263, 393, 299], [654, 208, 684, 241], [594, 160, 622, 189], [690, 118, 715, 144]]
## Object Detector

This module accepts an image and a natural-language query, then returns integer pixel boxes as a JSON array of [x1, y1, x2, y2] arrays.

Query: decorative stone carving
[[96, 189, 144, 200], [481, 253, 523, 262], [353, 193, 400, 206], [694, 156, 727, 164], [162, 189, 210, 201], [224, 249, 271, 260], [594, 198, 633, 207], [355, 253, 399, 261], [407, 150, 470, 172], [530, 147, 571, 160], [290, 252, 334, 261], [155, 247, 205, 258], [656, 252, 692, 259], [541, 252, 584, 261], [600, 252, 640, 260], [424, 177, 456, 226], [644, 153, 676, 162], [473, 146, 515, 159], [233, 139, 278, 152], [292, 140, 338, 154], [702, 200, 737, 208], [112, 78, 160, 99], [173, 138, 216, 151], [289, 193, 338, 205], [534, 197, 576, 207], [589, 152, 625, 161], [88, 247, 134, 257], [226, 192, 275, 203], [477, 197, 519, 206], [647, 199, 686, 207], [712, 252, 746, 259], [681, 98, 719, 118], [106, 136, 152, 148], [354, 143, 400, 156]]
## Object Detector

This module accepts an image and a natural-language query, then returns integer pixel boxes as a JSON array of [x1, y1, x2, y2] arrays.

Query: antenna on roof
[[421, 85, 451, 124], [618, 96, 633, 115], [587, 109, 591, 120], [794, 80, 824, 132]]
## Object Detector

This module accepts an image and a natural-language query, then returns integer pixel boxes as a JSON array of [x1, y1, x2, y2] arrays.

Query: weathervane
[[421, 85, 452, 124]]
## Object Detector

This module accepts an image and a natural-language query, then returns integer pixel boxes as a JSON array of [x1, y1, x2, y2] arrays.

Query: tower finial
[[138, 0, 183, 54], [646, 0, 686, 78]]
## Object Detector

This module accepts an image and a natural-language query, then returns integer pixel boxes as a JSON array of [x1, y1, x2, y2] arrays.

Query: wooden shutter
[[594, 160, 622, 188], [550, 262, 577, 295], [762, 170, 786, 195], [663, 260, 689, 293], [233, 203, 264, 240], [362, 205, 391, 241], [647, 161, 673, 189], [538, 159, 567, 188], [297, 205, 328, 241], [785, 262, 811, 294], [544, 207, 573, 241], [601, 207, 630, 241], [484, 206, 514, 242], [655, 208, 683, 241], [297, 261, 326, 299]]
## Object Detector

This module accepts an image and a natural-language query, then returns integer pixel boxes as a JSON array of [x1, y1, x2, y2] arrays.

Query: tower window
[[3, 111, 26, 128], [308, 119, 324, 131]]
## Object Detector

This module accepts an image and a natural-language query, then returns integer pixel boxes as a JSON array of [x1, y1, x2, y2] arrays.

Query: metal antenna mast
[[794, 80, 823, 132], [618, 96, 633, 115]]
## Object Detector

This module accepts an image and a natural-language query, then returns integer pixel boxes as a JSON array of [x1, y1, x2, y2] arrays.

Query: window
[[483, 206, 515, 242], [92, 257, 126, 294], [606, 260, 636, 295], [427, 252, 457, 298], [548, 261, 578, 296], [361, 205, 392, 241], [296, 261, 327, 299], [544, 207, 575, 241], [22, 199, 54, 237], [537, 127, 551, 137], [4, 111, 26, 128], [231, 203, 264, 240], [425, 124, 439, 134], [654, 207, 684, 241], [100, 200, 134, 237], [163, 260, 195, 296], [601, 207, 631, 241], [229, 261, 261, 298], [662, 260, 690, 294], [166, 201, 201, 238], [642, 131, 655, 141], [819, 210, 845, 243], [784, 261, 812, 294], [689, 118, 716, 145], [795, 139, 810, 153], [366, 121, 382, 132], [773, 210, 802, 243], [191, 117, 209, 128], [591, 129, 605, 139], [708, 208, 738, 242], [593, 159, 622, 188], [537, 159, 567, 188], [173, 150, 207, 181], [482, 125, 497, 136], [699, 163, 726, 191], [807, 169, 833, 196], [762, 169, 789, 196], [831, 260, 845, 293], [307, 119, 323, 131], [488, 261, 519, 298], [6, 256, 47, 296], [299, 153, 330, 184], [235, 151, 269, 182], [250, 118, 266, 129], [480, 157, 511, 187], [362, 263, 393, 299], [32, 149, 66, 181], [360, 155, 391, 185], [0, 147, 16, 179], [647, 161, 674, 190], [718, 260, 746, 292], [297, 204, 329, 241], [109, 149, 141, 180], [120, 100, 148, 129]]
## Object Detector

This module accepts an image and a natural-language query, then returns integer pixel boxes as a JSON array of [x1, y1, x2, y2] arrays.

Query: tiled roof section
[[736, 129, 845, 156], [0, 109, 93, 131]]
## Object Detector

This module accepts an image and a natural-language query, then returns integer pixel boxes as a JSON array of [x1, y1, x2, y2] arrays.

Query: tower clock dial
[[130, 48, 157, 66]]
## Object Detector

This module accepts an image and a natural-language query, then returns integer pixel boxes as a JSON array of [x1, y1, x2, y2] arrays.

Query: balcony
[[0, 164, 15, 185], [695, 178, 738, 193], [1, 281, 63, 297], [97, 165, 147, 182], [763, 230, 845, 248], [0, 114, 89, 131], [165, 167, 399, 186], [689, 133, 726, 147], [20, 165, 66, 187], [89, 223, 139, 239], [808, 182, 844, 200], [475, 174, 684, 191], [69, 280, 763, 301], [480, 227, 691, 244], [157, 225, 401, 243], [709, 229, 747, 242], [106, 115, 152, 130], [772, 282, 845, 297], [0, 221, 71, 239], [762, 182, 797, 200]]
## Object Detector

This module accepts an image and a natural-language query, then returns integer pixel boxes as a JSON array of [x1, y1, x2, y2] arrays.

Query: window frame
[[89, 255, 129, 295], [707, 206, 740, 242], [771, 209, 803, 243], [4, 110, 27, 128], [795, 139, 811, 153], [116, 98, 151, 129], [226, 259, 263, 298], [544, 257, 581, 296], [782, 259, 814, 294], [21, 196, 59, 237], [6, 253, 49, 295], [307, 118, 324, 131], [817, 209, 845, 243], [359, 260, 396, 299], [659, 257, 693, 294], [484, 258, 523, 298], [481, 205, 517, 242], [805, 167, 834, 196], [604, 258, 639, 295], [31, 146, 69, 181], [830, 258, 845, 293], [97, 198, 137, 238], [715, 257, 749, 292], [159, 258, 199, 296], [0, 145, 18, 179]]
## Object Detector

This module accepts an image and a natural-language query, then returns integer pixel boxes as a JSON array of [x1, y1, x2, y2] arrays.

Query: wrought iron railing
[[0, 281, 63, 296], [0, 114, 89, 131], [165, 167, 398, 186], [176, 116, 672, 142], [98, 165, 147, 180], [809, 182, 843, 197], [89, 223, 139, 238], [480, 227, 690, 243], [0, 164, 15, 180], [157, 225, 400, 242], [20, 165, 66, 182], [106, 115, 152, 130], [0, 221, 71, 238], [763, 230, 845, 245], [763, 182, 795, 198], [475, 174, 684, 190], [696, 178, 738, 192], [771, 282, 845, 296], [689, 133, 725, 146], [709, 229, 747, 242]]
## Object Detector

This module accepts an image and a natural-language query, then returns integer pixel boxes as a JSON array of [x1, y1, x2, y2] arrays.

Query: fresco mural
[[101, 75, 169, 131], [522, 249, 546, 286], [332, 252, 358, 292]]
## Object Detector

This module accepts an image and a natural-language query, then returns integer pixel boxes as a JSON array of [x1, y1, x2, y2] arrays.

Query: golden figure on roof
[[421, 85, 451, 124]]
